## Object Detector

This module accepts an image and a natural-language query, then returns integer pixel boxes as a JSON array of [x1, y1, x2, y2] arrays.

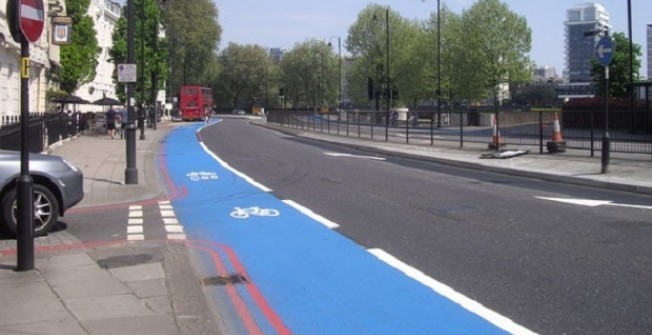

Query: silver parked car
[[0, 150, 84, 237]]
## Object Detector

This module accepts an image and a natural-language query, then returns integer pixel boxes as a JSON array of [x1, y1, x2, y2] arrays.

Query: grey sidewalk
[[0, 121, 222, 335]]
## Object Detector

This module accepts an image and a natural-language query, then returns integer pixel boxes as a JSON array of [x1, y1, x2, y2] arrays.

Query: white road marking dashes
[[127, 205, 145, 241], [159, 201, 186, 240]]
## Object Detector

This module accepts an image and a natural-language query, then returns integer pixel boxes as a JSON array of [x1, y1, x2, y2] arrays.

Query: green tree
[[413, 5, 459, 108], [279, 40, 338, 109], [110, 0, 168, 105], [590, 32, 642, 98], [59, 0, 99, 94], [512, 86, 557, 106], [161, 0, 221, 96], [457, 0, 532, 109], [346, 4, 417, 109], [214, 43, 270, 109]]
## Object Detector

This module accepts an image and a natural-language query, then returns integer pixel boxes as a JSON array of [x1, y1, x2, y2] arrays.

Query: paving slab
[[83, 314, 180, 335]]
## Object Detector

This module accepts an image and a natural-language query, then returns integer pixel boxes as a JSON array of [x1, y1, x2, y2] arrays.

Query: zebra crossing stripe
[[127, 205, 144, 241], [159, 201, 185, 240]]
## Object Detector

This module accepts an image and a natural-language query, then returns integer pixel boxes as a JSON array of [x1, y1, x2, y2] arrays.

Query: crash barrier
[[267, 108, 652, 158], [0, 113, 80, 153]]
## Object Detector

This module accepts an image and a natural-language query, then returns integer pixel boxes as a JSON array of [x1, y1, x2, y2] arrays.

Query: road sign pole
[[16, 37, 34, 272], [595, 35, 613, 174], [601, 66, 610, 174]]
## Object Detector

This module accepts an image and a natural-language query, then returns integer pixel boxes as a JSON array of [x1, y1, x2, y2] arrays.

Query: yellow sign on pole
[[21, 58, 29, 78]]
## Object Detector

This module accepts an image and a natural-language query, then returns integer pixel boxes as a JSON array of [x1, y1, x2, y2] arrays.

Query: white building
[[75, 0, 121, 111], [0, 0, 65, 118]]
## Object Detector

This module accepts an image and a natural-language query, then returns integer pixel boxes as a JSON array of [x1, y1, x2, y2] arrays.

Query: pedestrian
[[106, 106, 117, 139], [79, 113, 86, 135], [204, 106, 211, 124]]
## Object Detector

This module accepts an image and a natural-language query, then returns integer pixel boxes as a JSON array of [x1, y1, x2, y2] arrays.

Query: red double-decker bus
[[179, 85, 213, 121]]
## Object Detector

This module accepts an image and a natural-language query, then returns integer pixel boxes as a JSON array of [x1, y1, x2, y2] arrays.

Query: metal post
[[151, 13, 158, 131], [125, 0, 138, 184], [627, 0, 634, 130], [385, 6, 390, 142], [601, 66, 610, 173], [338, 37, 342, 136], [437, 0, 441, 129], [17, 37, 34, 271], [139, 0, 145, 140]]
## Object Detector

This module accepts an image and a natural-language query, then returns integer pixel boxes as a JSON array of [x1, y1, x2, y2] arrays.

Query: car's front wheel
[[1, 184, 60, 237]]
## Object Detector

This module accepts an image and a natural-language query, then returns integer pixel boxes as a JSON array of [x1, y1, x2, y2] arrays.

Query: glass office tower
[[565, 3, 611, 83], [647, 23, 652, 80]]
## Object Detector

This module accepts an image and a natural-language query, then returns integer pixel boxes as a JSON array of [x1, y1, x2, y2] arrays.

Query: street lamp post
[[125, 0, 138, 184], [384, 6, 390, 141], [329, 36, 341, 135], [436, 0, 441, 129], [138, 0, 145, 140], [627, 0, 634, 131]]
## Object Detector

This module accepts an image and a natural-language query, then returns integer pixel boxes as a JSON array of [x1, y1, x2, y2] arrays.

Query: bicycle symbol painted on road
[[230, 206, 280, 219], [186, 171, 219, 181]]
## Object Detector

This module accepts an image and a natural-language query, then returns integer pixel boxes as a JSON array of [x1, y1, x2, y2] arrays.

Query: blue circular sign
[[595, 35, 614, 67]]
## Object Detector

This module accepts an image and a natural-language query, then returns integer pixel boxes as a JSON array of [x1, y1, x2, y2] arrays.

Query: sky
[[212, 0, 651, 78]]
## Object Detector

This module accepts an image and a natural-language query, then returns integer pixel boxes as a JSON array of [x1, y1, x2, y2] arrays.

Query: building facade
[[74, 0, 121, 112], [647, 23, 652, 80], [564, 3, 611, 83], [0, 0, 66, 118]]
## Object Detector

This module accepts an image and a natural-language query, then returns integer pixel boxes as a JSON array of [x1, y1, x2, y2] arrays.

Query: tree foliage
[[110, 0, 169, 105], [214, 43, 271, 109], [60, 0, 99, 94], [512, 86, 557, 106], [457, 0, 532, 110], [338, 1, 532, 110], [345, 4, 418, 109], [590, 32, 642, 99], [161, 0, 221, 97], [279, 40, 338, 109]]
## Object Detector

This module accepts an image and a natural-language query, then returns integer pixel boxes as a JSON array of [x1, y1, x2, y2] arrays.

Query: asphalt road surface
[[198, 118, 652, 335]]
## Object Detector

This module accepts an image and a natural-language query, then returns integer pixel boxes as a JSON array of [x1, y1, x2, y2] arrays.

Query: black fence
[[267, 108, 652, 158], [0, 113, 80, 153]]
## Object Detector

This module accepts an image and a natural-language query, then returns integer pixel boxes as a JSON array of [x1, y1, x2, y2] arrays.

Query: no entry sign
[[19, 0, 44, 43]]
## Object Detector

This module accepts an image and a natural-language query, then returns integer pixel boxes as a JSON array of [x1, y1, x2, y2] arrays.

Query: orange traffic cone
[[488, 115, 504, 150], [546, 113, 566, 153]]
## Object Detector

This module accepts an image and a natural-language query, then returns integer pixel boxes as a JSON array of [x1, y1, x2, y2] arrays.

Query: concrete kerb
[[253, 121, 652, 196]]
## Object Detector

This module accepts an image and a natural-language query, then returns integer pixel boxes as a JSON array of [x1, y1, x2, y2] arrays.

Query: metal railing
[[267, 108, 652, 158], [0, 113, 80, 152]]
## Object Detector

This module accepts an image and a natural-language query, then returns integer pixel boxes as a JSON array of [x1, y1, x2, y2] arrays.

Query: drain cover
[[201, 274, 248, 286]]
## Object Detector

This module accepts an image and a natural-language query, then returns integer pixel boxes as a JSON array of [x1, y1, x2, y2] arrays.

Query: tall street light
[[138, 0, 146, 140], [125, 0, 138, 184], [329, 36, 342, 135], [372, 7, 390, 140], [373, 7, 390, 140], [627, 0, 634, 120], [436, 0, 441, 129]]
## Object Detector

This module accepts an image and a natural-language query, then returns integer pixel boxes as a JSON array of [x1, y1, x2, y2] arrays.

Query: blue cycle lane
[[161, 120, 537, 335]]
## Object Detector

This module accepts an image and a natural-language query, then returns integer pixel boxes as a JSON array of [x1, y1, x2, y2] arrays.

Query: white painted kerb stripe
[[20, 4, 44, 21], [283, 200, 340, 229], [368, 248, 538, 335]]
